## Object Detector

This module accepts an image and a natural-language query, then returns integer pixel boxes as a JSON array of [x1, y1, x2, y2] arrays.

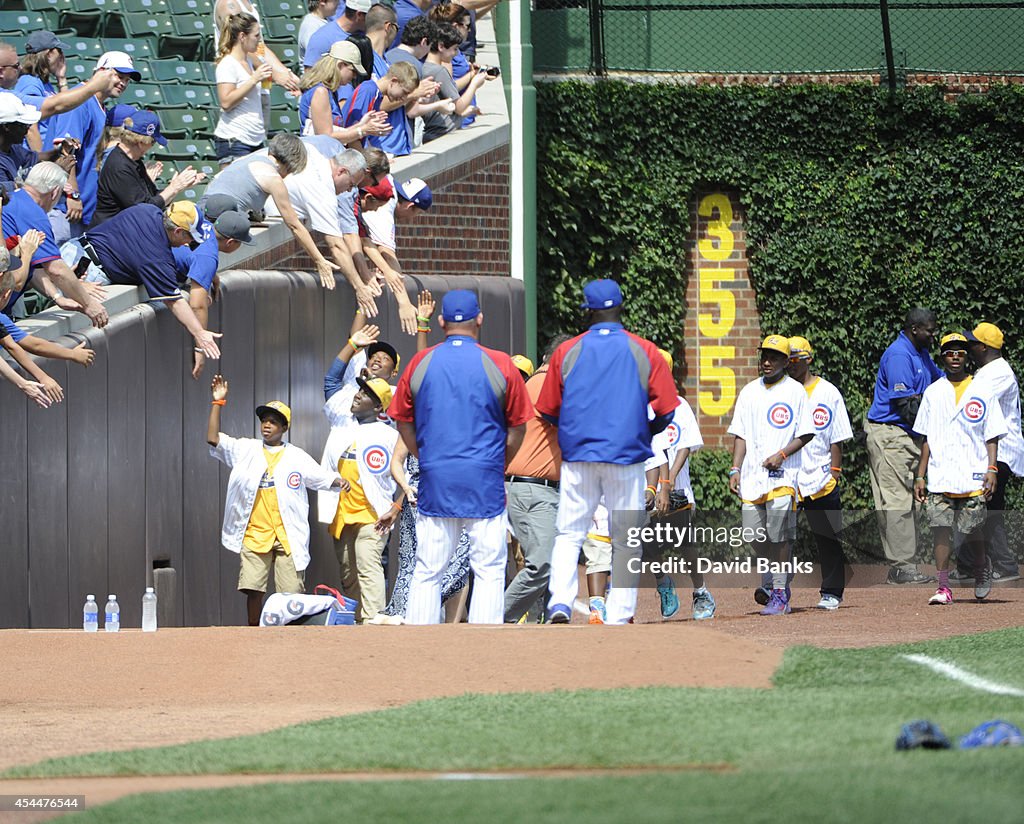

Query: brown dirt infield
[[1, 571, 1022, 819]]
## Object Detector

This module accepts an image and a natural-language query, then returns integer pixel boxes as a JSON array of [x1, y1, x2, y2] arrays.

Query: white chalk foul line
[[901, 654, 1024, 697]]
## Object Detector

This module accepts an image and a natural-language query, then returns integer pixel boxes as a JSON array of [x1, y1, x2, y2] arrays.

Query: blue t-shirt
[[47, 92, 106, 225], [171, 218, 217, 291], [451, 52, 476, 127], [392, 0, 424, 50], [86, 203, 181, 300], [372, 51, 389, 81], [0, 188, 61, 313], [14, 75, 54, 144], [344, 81, 410, 157], [336, 190, 358, 234], [299, 83, 343, 134], [0, 144, 37, 188], [1, 311, 26, 343], [304, 22, 350, 68], [867, 331, 943, 431]]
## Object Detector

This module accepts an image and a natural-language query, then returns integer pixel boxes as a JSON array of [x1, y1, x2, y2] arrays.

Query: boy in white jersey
[[912, 333, 1006, 605], [728, 335, 815, 616], [208, 375, 344, 626], [645, 349, 716, 620], [787, 336, 853, 610]]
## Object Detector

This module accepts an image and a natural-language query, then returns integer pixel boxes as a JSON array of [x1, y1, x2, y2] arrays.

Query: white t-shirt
[[646, 396, 703, 504], [727, 375, 815, 503], [913, 377, 1008, 495], [796, 376, 853, 497], [214, 55, 265, 146], [273, 140, 343, 236], [360, 173, 398, 251], [298, 13, 328, 65]]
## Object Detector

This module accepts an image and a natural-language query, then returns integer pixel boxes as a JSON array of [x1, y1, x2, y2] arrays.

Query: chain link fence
[[533, 0, 1024, 84]]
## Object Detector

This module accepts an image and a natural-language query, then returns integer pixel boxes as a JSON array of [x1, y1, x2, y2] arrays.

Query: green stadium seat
[[197, 61, 217, 84], [264, 0, 304, 17], [262, 15, 299, 41], [58, 0, 111, 39], [122, 81, 166, 108], [22, 0, 60, 23], [268, 108, 299, 135], [159, 15, 212, 61], [100, 37, 156, 62], [1, 35, 28, 55], [162, 84, 213, 108], [264, 37, 299, 69], [181, 182, 207, 203], [159, 107, 211, 138], [147, 58, 204, 84], [168, 0, 213, 15], [120, 12, 172, 44], [162, 137, 207, 160], [65, 38, 105, 61], [268, 85, 298, 110], [0, 9, 48, 33], [118, 0, 168, 14]]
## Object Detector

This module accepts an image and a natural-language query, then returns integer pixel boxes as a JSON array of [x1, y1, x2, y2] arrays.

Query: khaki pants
[[865, 420, 921, 569], [334, 522, 387, 623], [238, 542, 305, 594]]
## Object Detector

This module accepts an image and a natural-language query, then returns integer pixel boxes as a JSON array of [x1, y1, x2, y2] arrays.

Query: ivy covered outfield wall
[[536, 81, 1024, 517]]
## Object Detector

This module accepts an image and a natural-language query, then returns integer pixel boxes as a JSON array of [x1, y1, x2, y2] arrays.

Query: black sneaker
[[887, 567, 936, 585], [993, 569, 1021, 584]]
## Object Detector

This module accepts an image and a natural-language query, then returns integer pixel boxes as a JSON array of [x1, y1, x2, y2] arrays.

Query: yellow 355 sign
[[696, 194, 737, 417]]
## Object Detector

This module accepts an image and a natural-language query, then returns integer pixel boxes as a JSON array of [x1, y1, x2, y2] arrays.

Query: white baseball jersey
[[913, 377, 1008, 494], [797, 377, 853, 497], [647, 396, 703, 504], [971, 358, 1024, 475], [728, 375, 815, 503], [211, 435, 341, 571]]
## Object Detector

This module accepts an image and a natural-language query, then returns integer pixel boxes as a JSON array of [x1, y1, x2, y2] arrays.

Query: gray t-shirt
[[385, 47, 423, 79], [298, 14, 329, 65], [420, 60, 460, 143]]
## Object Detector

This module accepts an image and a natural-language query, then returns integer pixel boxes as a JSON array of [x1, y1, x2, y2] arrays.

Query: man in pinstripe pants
[[388, 289, 533, 624], [536, 280, 679, 625]]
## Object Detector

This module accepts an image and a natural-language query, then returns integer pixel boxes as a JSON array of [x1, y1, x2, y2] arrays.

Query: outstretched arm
[[207, 374, 228, 447]]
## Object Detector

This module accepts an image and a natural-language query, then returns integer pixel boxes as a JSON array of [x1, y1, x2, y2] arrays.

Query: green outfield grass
[[13, 628, 1024, 822]]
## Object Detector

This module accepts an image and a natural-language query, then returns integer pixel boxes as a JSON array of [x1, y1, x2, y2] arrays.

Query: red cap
[[361, 177, 394, 201]]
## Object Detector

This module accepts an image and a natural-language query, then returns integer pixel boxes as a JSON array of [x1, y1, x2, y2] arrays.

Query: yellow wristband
[[348, 337, 362, 351]]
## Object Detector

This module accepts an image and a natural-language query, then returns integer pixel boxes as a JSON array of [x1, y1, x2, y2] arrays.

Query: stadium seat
[[64, 38, 105, 62], [22, 0, 61, 26], [163, 137, 210, 160], [262, 15, 299, 41], [159, 15, 212, 61], [181, 182, 207, 203], [168, 0, 213, 15], [147, 58, 205, 85], [162, 85, 213, 108], [268, 108, 299, 135], [0, 9, 49, 33], [1, 35, 28, 56], [100, 37, 156, 62], [264, 0, 305, 17], [159, 108, 212, 138], [197, 61, 217, 84], [122, 82, 167, 108], [120, 12, 172, 46], [264, 37, 299, 70], [58, 0, 112, 39], [118, 0, 169, 14], [268, 85, 299, 110]]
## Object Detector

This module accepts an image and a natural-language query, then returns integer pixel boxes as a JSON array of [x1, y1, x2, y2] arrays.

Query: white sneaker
[[816, 594, 841, 611], [365, 613, 404, 625]]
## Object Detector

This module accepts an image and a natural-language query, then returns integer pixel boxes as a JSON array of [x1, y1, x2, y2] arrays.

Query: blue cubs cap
[[394, 177, 432, 210], [123, 109, 167, 146], [959, 720, 1024, 749], [580, 279, 623, 310], [895, 719, 951, 750], [441, 289, 481, 323], [106, 104, 137, 128]]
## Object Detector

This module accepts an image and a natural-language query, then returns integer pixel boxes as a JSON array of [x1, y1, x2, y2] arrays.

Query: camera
[[483, 66, 500, 77]]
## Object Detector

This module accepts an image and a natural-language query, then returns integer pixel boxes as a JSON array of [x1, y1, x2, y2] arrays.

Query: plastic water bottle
[[83, 594, 98, 632], [142, 587, 157, 632], [104, 594, 120, 632]]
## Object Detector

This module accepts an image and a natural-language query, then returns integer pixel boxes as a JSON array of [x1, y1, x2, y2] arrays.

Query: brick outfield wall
[[235, 145, 511, 276], [682, 190, 761, 450]]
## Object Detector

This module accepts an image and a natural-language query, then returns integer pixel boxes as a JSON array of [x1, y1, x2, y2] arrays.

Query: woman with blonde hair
[[213, 13, 269, 165], [298, 41, 390, 144], [93, 109, 204, 226]]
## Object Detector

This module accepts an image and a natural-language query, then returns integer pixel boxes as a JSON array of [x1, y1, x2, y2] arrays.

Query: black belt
[[506, 475, 559, 490]]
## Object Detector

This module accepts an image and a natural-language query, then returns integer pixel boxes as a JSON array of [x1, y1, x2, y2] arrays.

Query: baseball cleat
[[588, 596, 606, 624], [753, 586, 771, 606], [975, 560, 993, 600], [928, 586, 954, 605]]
